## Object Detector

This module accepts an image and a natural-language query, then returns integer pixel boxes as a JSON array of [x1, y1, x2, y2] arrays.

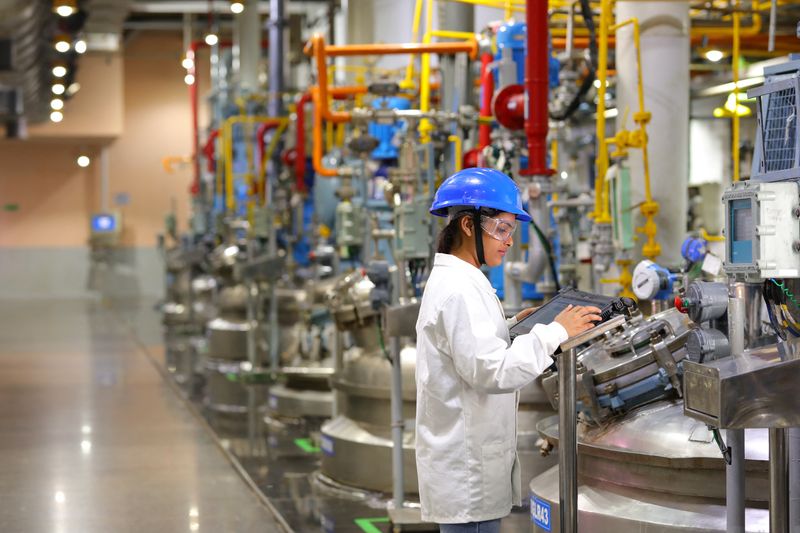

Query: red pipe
[[294, 92, 312, 193], [478, 52, 494, 152], [201, 129, 220, 173], [520, 0, 554, 177], [188, 39, 269, 196]]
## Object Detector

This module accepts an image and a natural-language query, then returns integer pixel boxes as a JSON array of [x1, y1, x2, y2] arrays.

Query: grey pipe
[[789, 428, 800, 529], [726, 281, 747, 533], [770, 428, 789, 532], [239, 0, 261, 94], [558, 346, 578, 533], [768, 0, 777, 52], [390, 335, 405, 510]]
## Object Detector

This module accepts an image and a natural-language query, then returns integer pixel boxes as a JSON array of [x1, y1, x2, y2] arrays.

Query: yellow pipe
[[431, 29, 479, 40], [448, 135, 463, 172], [701, 228, 726, 242], [326, 116, 334, 152], [593, 0, 612, 223], [402, 0, 425, 90], [419, 0, 435, 143], [732, 0, 741, 182], [439, 0, 525, 12], [550, 12, 762, 38], [611, 17, 659, 260]]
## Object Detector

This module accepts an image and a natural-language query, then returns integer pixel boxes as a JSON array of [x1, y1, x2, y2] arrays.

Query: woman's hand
[[514, 306, 540, 324], [554, 305, 603, 337]]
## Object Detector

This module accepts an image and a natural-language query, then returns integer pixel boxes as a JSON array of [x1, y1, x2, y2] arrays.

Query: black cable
[[529, 218, 562, 292]]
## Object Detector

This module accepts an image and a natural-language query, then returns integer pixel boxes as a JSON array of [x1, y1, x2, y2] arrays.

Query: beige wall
[[1, 31, 203, 248]]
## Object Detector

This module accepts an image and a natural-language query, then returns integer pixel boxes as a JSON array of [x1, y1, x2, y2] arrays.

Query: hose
[[530, 218, 562, 292]]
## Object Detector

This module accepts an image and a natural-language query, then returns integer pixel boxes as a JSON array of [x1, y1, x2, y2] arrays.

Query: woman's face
[[480, 212, 516, 268]]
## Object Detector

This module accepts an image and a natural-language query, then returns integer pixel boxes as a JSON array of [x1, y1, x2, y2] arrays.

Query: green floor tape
[[354, 517, 390, 533], [293, 438, 320, 453]]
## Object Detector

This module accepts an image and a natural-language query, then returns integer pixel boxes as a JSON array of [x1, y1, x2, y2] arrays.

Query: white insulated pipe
[[236, 0, 261, 94], [615, 1, 689, 267]]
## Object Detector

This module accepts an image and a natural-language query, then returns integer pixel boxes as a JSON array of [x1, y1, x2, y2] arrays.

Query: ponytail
[[436, 216, 465, 254]]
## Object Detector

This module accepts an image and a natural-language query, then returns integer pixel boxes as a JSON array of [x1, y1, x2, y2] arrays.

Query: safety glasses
[[480, 215, 516, 242]]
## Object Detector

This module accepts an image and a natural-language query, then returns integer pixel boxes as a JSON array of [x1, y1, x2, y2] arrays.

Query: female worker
[[415, 168, 601, 532]]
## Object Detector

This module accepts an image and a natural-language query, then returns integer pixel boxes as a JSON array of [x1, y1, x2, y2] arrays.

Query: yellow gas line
[[402, 0, 425, 91], [448, 135, 463, 172], [732, 0, 741, 182], [419, 0, 435, 143]]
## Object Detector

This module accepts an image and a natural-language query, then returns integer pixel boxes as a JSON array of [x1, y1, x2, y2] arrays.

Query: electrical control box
[[722, 180, 800, 280], [394, 195, 431, 261]]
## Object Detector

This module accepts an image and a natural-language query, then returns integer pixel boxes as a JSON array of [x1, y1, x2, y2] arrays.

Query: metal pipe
[[771, 428, 789, 532], [768, 0, 777, 52], [726, 281, 752, 532], [592, 0, 611, 222], [520, 0, 553, 177], [559, 345, 578, 533], [239, 0, 261, 94], [390, 335, 405, 510], [790, 428, 800, 530], [100, 147, 110, 212]]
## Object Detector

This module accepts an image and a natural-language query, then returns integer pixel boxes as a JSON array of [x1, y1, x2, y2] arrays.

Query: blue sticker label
[[531, 495, 552, 531], [321, 435, 335, 456]]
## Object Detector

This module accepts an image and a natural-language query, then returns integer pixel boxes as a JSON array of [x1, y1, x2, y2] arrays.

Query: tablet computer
[[509, 288, 628, 338]]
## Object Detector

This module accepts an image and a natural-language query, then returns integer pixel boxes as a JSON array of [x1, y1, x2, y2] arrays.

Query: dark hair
[[436, 207, 502, 254]]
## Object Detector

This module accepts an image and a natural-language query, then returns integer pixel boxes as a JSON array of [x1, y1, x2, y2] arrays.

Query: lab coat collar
[[433, 253, 495, 293]]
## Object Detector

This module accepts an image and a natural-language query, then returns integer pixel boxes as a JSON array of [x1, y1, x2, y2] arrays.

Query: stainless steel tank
[[266, 282, 336, 421], [204, 242, 268, 418], [162, 246, 215, 388], [318, 271, 419, 494], [529, 308, 771, 532]]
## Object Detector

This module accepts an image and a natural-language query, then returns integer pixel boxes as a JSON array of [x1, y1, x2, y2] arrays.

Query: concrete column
[[615, 1, 689, 267]]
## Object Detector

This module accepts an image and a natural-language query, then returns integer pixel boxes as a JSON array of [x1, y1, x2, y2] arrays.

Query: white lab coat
[[414, 253, 567, 524]]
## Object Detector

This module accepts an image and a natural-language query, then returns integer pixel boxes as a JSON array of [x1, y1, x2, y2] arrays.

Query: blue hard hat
[[430, 168, 531, 222]]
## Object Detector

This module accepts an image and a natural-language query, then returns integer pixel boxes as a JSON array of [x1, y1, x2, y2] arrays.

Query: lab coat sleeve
[[439, 293, 568, 394]]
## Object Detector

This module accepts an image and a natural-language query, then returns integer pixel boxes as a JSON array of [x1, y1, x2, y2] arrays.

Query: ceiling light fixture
[[230, 1, 244, 13], [77, 155, 91, 168], [184, 73, 195, 85], [53, 0, 76, 17], [50, 111, 64, 123], [54, 35, 71, 53], [74, 39, 87, 54], [50, 98, 64, 111], [204, 33, 219, 46], [52, 64, 67, 78], [704, 49, 724, 63], [52, 83, 65, 95]]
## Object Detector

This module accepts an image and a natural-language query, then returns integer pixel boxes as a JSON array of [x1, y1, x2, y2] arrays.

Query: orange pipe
[[325, 41, 478, 58], [310, 86, 367, 177], [305, 33, 477, 124]]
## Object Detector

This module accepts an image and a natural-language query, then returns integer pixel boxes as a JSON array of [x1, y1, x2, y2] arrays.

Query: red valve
[[674, 296, 687, 313]]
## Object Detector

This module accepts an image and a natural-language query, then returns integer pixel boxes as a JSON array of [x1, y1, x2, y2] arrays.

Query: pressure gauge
[[632, 260, 674, 301]]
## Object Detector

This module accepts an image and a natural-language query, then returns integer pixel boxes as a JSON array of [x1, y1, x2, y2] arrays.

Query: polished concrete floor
[[0, 297, 284, 532]]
